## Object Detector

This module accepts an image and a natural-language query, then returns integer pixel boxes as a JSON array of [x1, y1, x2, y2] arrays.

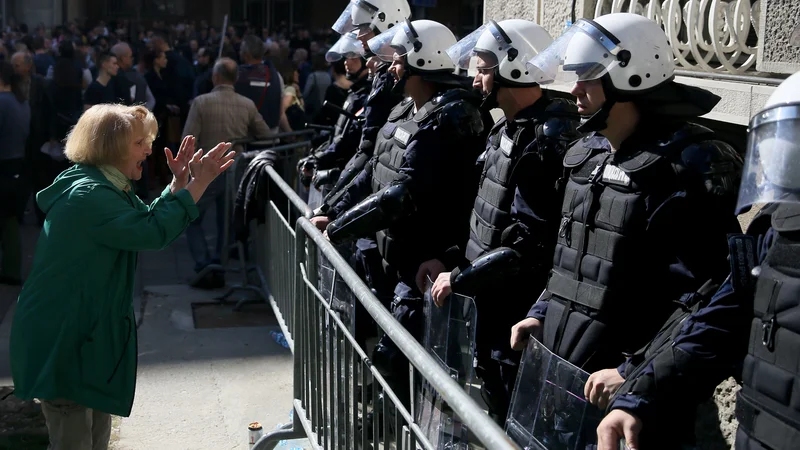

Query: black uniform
[[318, 64, 404, 216], [316, 64, 406, 331], [440, 95, 580, 422], [606, 202, 800, 448], [306, 75, 371, 195], [327, 88, 491, 397], [735, 203, 800, 450], [527, 120, 743, 374]]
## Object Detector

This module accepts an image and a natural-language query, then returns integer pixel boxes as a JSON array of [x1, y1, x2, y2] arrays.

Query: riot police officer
[[324, 19, 491, 405], [311, 0, 412, 224], [510, 13, 743, 381], [413, 19, 580, 425], [298, 32, 371, 205], [309, 0, 411, 347], [588, 72, 800, 450]]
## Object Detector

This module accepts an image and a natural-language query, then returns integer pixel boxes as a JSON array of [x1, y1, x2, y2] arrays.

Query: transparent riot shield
[[307, 185, 324, 210], [316, 244, 357, 335], [505, 337, 603, 450], [415, 282, 477, 450]]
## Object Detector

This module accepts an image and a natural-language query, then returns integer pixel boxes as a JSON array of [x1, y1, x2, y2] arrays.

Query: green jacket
[[10, 164, 199, 416]]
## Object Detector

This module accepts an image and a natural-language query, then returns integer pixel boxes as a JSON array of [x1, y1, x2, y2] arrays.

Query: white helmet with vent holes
[[447, 19, 553, 86], [367, 19, 457, 73], [527, 13, 674, 93]]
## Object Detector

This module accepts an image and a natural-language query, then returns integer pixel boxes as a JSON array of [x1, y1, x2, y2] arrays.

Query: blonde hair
[[65, 104, 158, 166]]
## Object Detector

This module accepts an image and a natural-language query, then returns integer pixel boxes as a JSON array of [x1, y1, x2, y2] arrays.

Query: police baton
[[304, 123, 335, 133], [323, 101, 358, 121]]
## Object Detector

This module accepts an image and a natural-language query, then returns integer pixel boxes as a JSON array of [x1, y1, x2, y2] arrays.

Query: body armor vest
[[464, 99, 577, 262], [737, 203, 800, 450], [541, 124, 716, 372], [334, 79, 370, 141], [369, 90, 484, 276], [370, 98, 422, 271], [465, 118, 516, 261]]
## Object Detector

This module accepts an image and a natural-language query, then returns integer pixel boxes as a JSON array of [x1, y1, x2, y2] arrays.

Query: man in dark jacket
[[12, 51, 51, 225]]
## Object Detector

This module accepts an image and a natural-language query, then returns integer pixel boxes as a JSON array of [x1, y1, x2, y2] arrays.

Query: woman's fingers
[[219, 158, 235, 172], [164, 147, 175, 163], [191, 148, 204, 163], [207, 142, 232, 160], [218, 151, 236, 165], [179, 136, 195, 161]]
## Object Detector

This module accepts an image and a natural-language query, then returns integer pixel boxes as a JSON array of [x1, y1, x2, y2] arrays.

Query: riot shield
[[307, 185, 325, 210], [316, 245, 357, 335], [415, 282, 477, 450], [505, 337, 603, 450]]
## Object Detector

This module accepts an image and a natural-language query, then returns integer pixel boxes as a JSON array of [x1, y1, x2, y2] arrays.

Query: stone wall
[[757, 0, 800, 74]]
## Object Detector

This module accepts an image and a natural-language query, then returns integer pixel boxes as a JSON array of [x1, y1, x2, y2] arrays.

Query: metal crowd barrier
[[249, 165, 519, 450], [190, 131, 316, 311]]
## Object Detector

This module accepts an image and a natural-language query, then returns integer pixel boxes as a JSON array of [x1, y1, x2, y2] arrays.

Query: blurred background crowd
[[0, 16, 374, 285]]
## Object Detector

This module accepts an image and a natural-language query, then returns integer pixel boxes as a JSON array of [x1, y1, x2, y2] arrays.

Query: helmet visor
[[737, 104, 800, 212], [526, 19, 621, 86], [446, 22, 510, 70], [327, 32, 365, 62], [331, 0, 379, 34], [367, 20, 416, 63]]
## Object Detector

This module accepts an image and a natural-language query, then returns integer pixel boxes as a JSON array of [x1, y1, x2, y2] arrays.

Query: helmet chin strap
[[480, 85, 499, 111], [577, 76, 617, 133], [391, 68, 409, 95]]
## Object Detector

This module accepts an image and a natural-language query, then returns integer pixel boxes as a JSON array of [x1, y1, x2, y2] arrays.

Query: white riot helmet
[[527, 13, 674, 93], [367, 19, 457, 74], [446, 19, 553, 87], [332, 0, 411, 35], [326, 32, 366, 62], [737, 71, 800, 212]]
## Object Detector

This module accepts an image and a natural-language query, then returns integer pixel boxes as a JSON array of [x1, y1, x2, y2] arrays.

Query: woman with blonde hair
[[9, 104, 235, 450]]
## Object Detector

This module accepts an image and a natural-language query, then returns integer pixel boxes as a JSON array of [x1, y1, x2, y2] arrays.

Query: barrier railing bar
[[295, 217, 519, 450]]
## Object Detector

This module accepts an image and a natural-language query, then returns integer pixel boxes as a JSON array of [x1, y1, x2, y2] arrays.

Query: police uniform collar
[[563, 133, 610, 168], [412, 88, 477, 123], [351, 76, 371, 94], [612, 122, 715, 172], [510, 94, 550, 121]]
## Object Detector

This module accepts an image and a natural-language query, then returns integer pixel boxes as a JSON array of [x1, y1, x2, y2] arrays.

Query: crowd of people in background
[[0, 16, 356, 287]]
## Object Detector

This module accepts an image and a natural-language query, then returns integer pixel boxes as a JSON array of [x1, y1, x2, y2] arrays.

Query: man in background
[[182, 58, 272, 288], [11, 51, 51, 225], [82, 51, 118, 109]]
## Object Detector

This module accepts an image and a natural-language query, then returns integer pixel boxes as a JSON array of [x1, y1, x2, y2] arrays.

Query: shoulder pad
[[545, 97, 579, 115], [679, 138, 744, 196], [490, 116, 507, 135], [744, 203, 778, 236], [387, 97, 414, 122], [413, 88, 479, 123], [434, 98, 485, 138], [770, 203, 800, 233], [563, 134, 609, 168], [616, 123, 719, 173]]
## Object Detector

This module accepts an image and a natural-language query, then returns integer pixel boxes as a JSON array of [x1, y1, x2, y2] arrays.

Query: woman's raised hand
[[189, 142, 236, 186], [166, 135, 195, 191]]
